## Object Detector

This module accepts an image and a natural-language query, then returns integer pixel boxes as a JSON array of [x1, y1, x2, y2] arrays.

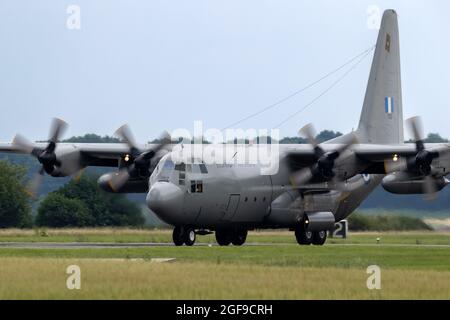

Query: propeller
[[290, 123, 357, 187], [12, 118, 69, 197], [108, 125, 171, 191], [385, 116, 446, 200]]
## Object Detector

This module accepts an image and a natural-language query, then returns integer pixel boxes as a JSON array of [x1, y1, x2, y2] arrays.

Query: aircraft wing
[[0, 142, 161, 168], [353, 144, 450, 161], [283, 143, 450, 176]]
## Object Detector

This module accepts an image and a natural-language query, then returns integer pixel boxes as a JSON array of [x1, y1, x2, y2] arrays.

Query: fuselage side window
[[196, 181, 203, 193], [199, 164, 208, 174], [175, 162, 186, 186], [189, 180, 203, 193]]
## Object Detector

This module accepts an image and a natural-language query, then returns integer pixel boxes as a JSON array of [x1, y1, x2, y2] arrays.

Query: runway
[[1, 242, 450, 249]]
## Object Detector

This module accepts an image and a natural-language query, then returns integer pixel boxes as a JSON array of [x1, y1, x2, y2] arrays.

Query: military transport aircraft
[[1, 10, 449, 246]]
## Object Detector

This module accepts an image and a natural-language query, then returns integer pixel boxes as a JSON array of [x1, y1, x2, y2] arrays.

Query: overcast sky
[[0, 0, 449, 142]]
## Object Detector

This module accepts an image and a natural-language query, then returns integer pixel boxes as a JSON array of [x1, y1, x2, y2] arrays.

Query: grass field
[[0, 229, 449, 299], [1, 228, 449, 245]]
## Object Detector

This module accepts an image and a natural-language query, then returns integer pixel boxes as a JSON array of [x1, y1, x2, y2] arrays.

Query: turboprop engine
[[382, 172, 450, 195], [98, 173, 149, 193]]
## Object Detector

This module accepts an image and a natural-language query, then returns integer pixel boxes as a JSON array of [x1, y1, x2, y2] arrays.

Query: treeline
[[348, 213, 432, 231], [0, 160, 144, 228], [34, 131, 450, 144]]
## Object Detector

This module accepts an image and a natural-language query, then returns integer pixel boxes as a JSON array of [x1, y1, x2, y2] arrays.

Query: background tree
[[0, 160, 32, 228], [36, 193, 91, 227], [36, 174, 145, 227]]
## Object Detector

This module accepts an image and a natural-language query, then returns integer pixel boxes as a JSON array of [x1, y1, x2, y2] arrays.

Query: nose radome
[[146, 182, 183, 224]]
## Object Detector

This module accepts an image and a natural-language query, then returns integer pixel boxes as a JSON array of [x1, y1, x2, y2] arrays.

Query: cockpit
[[149, 154, 209, 191], [149, 154, 175, 185]]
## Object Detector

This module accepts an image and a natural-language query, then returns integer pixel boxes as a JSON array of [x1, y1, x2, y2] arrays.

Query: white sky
[[0, 0, 449, 142]]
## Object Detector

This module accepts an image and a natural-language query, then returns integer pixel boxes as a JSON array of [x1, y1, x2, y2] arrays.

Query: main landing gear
[[172, 226, 248, 246], [295, 225, 327, 246], [215, 229, 248, 246], [216, 229, 247, 246], [172, 226, 196, 246]]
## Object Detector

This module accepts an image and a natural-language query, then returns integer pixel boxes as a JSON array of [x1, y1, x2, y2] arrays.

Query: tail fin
[[357, 9, 404, 144]]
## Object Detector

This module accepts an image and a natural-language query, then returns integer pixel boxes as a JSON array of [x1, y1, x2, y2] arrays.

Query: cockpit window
[[191, 163, 208, 174], [175, 163, 185, 171], [157, 159, 174, 182]]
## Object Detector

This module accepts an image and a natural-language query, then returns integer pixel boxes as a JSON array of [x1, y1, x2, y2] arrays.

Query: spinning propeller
[[290, 123, 357, 187], [386, 116, 448, 200], [108, 124, 171, 191], [12, 118, 75, 197]]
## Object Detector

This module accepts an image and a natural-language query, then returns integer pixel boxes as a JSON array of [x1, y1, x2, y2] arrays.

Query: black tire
[[312, 230, 327, 246], [184, 227, 196, 246], [172, 226, 184, 246], [231, 230, 248, 246], [215, 230, 232, 246], [295, 225, 313, 245]]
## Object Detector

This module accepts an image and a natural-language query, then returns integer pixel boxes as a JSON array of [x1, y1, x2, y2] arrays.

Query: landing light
[[124, 154, 130, 162], [392, 154, 399, 162]]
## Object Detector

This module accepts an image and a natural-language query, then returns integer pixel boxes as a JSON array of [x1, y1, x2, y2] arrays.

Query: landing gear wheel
[[172, 226, 184, 246], [231, 230, 248, 246], [184, 227, 196, 246], [295, 225, 313, 245], [215, 230, 232, 246], [312, 230, 327, 246]]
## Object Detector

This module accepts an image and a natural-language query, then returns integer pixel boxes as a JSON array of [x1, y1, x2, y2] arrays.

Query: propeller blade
[[142, 131, 172, 160], [48, 118, 68, 144], [423, 175, 437, 201], [299, 123, 318, 147], [26, 167, 45, 198], [12, 134, 36, 154], [115, 124, 139, 152], [406, 116, 425, 151], [334, 133, 358, 155], [108, 168, 131, 192], [290, 167, 314, 186], [73, 169, 85, 183]]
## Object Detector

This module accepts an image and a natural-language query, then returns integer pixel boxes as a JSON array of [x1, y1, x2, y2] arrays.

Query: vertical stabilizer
[[357, 9, 404, 144]]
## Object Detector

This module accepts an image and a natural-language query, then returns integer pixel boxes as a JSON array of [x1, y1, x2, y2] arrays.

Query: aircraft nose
[[146, 182, 184, 224]]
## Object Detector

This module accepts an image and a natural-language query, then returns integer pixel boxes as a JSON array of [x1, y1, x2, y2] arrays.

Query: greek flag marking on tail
[[385, 97, 394, 114]]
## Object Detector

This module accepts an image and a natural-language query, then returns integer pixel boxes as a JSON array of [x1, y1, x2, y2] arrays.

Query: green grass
[[0, 229, 449, 299], [0, 243, 449, 271], [1, 228, 449, 245], [1, 258, 449, 299]]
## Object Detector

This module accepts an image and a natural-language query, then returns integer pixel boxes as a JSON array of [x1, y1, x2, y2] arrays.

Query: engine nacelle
[[98, 173, 149, 193], [382, 172, 449, 194]]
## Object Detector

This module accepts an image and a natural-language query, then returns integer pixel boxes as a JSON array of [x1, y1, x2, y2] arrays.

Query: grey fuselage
[[145, 144, 383, 230]]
